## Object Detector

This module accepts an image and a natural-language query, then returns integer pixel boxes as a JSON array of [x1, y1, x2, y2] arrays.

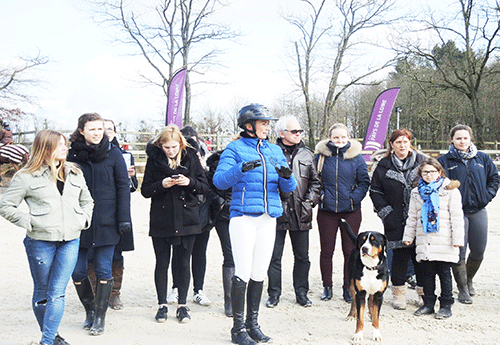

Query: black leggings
[[172, 230, 211, 292], [215, 218, 234, 268], [463, 208, 488, 261], [152, 235, 195, 305]]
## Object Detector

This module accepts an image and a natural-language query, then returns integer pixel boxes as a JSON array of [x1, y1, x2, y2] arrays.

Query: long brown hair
[[22, 129, 79, 182], [153, 124, 189, 169], [384, 128, 415, 158], [69, 113, 103, 143]]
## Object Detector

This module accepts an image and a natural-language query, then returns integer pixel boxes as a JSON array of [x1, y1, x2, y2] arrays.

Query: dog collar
[[366, 265, 380, 271]]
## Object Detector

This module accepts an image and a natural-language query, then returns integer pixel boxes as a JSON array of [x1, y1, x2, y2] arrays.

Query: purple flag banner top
[[362, 87, 400, 161], [166, 68, 187, 127]]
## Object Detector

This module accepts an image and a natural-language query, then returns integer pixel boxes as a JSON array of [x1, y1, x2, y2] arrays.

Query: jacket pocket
[[30, 206, 51, 230], [299, 200, 313, 223], [298, 162, 310, 178]]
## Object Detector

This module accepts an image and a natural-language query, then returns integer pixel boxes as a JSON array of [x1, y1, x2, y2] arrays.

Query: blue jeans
[[24, 236, 80, 345], [72, 245, 115, 282]]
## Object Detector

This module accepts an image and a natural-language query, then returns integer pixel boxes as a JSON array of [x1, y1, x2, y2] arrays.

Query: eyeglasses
[[422, 170, 439, 176], [285, 129, 304, 135]]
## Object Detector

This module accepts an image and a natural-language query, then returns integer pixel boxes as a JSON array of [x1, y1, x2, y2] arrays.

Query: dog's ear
[[356, 231, 366, 249]]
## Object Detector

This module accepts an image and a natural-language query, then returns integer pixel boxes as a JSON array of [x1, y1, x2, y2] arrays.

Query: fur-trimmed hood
[[314, 139, 362, 160]]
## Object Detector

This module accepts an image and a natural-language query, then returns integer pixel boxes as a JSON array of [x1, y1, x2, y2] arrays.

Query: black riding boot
[[73, 277, 95, 330], [223, 266, 235, 317], [90, 278, 114, 336], [466, 257, 482, 297], [245, 279, 271, 343], [231, 276, 256, 345], [452, 260, 472, 304]]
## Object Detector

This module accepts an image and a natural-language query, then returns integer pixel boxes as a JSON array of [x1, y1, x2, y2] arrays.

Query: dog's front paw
[[373, 329, 382, 342], [352, 331, 363, 343]]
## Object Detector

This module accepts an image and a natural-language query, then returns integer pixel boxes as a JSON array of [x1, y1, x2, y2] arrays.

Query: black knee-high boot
[[231, 276, 256, 345], [466, 257, 482, 296], [245, 279, 271, 343], [90, 278, 114, 336], [223, 267, 235, 317], [73, 277, 95, 330]]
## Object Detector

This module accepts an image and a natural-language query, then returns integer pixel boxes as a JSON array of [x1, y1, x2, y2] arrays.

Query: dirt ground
[[1, 176, 500, 345]]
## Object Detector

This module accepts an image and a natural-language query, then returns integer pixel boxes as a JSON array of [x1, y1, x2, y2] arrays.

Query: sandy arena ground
[[1, 180, 500, 345]]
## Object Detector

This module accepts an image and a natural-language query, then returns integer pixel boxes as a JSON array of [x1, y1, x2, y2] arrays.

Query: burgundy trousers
[[316, 208, 362, 288]]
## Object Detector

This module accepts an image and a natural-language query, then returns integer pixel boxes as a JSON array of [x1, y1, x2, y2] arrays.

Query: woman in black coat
[[141, 124, 209, 324], [370, 129, 426, 310], [68, 113, 132, 336]]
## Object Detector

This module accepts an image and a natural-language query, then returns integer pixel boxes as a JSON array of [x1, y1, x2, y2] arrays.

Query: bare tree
[[0, 53, 48, 123], [285, 0, 398, 145], [284, 0, 331, 146], [91, 0, 238, 124], [397, 0, 500, 147]]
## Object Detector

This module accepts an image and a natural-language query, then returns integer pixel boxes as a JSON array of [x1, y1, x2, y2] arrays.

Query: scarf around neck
[[418, 177, 444, 233], [71, 136, 109, 163], [450, 143, 477, 164]]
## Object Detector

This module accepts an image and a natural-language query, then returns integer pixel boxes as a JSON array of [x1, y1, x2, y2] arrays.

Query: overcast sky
[[1, 0, 306, 131], [1, 0, 444, 132]]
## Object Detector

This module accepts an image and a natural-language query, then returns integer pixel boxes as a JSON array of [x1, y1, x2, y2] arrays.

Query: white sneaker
[[167, 287, 178, 304], [193, 290, 211, 306]]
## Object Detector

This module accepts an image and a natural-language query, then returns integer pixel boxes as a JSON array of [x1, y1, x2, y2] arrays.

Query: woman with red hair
[[370, 129, 427, 310]]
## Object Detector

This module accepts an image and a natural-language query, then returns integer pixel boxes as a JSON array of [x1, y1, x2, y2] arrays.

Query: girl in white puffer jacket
[[403, 157, 464, 320]]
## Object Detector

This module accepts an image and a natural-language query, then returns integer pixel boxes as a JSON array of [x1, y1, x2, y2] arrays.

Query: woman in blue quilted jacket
[[213, 104, 296, 345], [314, 123, 370, 303]]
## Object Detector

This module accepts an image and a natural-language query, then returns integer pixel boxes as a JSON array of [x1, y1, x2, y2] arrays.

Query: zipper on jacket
[[257, 140, 269, 214], [242, 187, 246, 204], [60, 189, 66, 241], [335, 147, 339, 212]]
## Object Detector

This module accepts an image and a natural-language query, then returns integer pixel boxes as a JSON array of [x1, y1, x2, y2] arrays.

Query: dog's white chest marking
[[360, 268, 383, 295]]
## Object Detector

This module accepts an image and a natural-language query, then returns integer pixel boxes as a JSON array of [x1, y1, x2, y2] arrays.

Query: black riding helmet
[[237, 104, 277, 135]]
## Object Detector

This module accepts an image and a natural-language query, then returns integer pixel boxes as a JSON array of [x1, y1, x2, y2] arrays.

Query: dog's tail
[[340, 218, 357, 245]]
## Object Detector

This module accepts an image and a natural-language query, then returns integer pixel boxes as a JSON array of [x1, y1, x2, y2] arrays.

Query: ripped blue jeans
[[24, 236, 80, 345]]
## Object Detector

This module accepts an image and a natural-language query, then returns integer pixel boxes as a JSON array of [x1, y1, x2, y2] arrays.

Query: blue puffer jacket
[[314, 139, 370, 213], [213, 136, 297, 218], [438, 149, 499, 214]]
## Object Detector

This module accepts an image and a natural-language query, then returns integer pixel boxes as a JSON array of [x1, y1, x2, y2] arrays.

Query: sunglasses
[[285, 129, 304, 135]]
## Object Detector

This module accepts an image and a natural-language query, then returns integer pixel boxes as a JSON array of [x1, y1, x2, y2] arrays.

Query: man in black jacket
[[266, 116, 321, 308]]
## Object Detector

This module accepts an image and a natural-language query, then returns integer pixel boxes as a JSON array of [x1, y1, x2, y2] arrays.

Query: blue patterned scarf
[[418, 177, 444, 233]]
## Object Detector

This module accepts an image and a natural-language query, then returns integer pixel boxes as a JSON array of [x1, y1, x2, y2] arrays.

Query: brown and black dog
[[342, 220, 389, 342]]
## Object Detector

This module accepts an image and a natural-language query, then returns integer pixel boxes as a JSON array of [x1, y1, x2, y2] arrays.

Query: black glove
[[118, 221, 132, 235], [275, 165, 293, 179], [242, 159, 262, 172]]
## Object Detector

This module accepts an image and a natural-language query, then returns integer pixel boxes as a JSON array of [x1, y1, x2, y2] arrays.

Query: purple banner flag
[[362, 87, 400, 161], [166, 68, 187, 127]]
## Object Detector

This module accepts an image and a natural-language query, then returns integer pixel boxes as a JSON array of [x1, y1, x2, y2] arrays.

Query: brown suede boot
[[109, 260, 124, 310], [391, 285, 407, 310]]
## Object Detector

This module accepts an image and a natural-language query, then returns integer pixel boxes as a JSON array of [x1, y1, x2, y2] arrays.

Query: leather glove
[[242, 159, 262, 172], [118, 221, 132, 234], [275, 165, 293, 179]]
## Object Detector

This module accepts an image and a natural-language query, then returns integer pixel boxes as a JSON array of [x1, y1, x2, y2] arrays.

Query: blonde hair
[[153, 124, 189, 169], [22, 129, 79, 182], [328, 123, 350, 138]]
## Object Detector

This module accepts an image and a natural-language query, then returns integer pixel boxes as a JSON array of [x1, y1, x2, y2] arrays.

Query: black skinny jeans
[[419, 260, 454, 307], [267, 229, 310, 297], [391, 246, 423, 287], [152, 235, 195, 305]]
